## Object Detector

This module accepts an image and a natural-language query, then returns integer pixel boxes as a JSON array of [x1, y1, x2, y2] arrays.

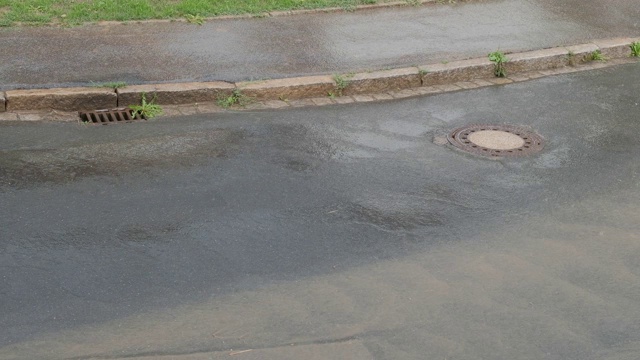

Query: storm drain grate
[[78, 107, 144, 124], [447, 124, 544, 158]]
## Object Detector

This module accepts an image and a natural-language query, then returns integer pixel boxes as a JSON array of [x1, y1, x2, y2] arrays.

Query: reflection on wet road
[[1, 63, 640, 359]]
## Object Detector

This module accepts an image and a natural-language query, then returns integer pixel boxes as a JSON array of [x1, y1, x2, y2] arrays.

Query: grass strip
[[0, 0, 397, 26]]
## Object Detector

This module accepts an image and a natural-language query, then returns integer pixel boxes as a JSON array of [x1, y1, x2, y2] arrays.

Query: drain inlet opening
[[78, 107, 145, 125]]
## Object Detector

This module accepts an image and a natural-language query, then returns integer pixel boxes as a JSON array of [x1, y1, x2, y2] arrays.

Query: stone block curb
[[592, 37, 639, 59], [507, 47, 569, 73], [566, 43, 600, 64], [5, 87, 116, 111], [117, 82, 235, 106], [418, 58, 494, 86], [237, 75, 334, 101], [5, 58, 637, 122], [3, 37, 639, 117], [342, 67, 421, 95]]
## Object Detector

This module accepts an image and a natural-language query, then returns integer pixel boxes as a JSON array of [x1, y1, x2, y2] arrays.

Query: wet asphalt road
[[1, 63, 640, 359], [0, 0, 639, 90]]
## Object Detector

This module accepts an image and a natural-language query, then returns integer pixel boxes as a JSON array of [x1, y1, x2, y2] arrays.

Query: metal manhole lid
[[447, 124, 544, 157]]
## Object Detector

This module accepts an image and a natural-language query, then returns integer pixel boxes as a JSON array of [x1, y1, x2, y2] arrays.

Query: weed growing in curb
[[91, 81, 127, 89], [488, 51, 509, 78], [185, 14, 205, 25], [406, 0, 422, 6], [217, 89, 250, 108], [567, 51, 576, 67], [588, 50, 606, 62], [631, 42, 640, 57], [130, 93, 163, 119], [329, 74, 351, 97], [418, 68, 429, 85]]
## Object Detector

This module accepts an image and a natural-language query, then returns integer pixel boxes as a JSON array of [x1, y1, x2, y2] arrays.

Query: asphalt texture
[[1, 0, 639, 90], [1, 63, 640, 359]]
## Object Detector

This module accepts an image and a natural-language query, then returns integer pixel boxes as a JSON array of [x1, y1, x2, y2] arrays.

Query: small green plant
[[91, 81, 127, 89], [418, 68, 429, 85], [185, 14, 205, 25], [406, 0, 422, 6], [130, 93, 163, 119], [488, 51, 509, 77], [588, 50, 606, 62], [217, 89, 250, 108], [330, 74, 351, 97], [630, 42, 640, 57], [567, 51, 576, 67]]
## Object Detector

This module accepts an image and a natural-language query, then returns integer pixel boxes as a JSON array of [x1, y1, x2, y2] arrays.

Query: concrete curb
[[4, 87, 117, 111], [1, 37, 638, 116], [116, 82, 235, 106]]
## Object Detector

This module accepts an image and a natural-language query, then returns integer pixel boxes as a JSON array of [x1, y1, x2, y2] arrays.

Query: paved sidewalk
[[0, 0, 638, 91]]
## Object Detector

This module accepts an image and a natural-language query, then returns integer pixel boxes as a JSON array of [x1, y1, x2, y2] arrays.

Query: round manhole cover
[[447, 124, 544, 157]]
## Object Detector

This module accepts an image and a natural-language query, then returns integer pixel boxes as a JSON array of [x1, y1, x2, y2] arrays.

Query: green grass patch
[[130, 93, 163, 119], [217, 89, 251, 108], [488, 50, 509, 78], [0, 0, 397, 26], [630, 42, 640, 57], [588, 49, 606, 62]]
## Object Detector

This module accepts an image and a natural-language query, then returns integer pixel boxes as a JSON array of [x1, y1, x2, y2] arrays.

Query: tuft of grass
[[217, 89, 250, 108], [588, 50, 606, 62], [185, 14, 205, 25], [488, 51, 509, 78], [329, 74, 351, 97], [418, 68, 429, 85], [91, 81, 127, 89], [130, 93, 163, 119], [567, 51, 576, 67], [630, 42, 640, 57]]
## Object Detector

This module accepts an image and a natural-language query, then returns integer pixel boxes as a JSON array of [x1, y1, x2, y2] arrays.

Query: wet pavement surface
[[0, 0, 639, 90], [1, 63, 640, 359]]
